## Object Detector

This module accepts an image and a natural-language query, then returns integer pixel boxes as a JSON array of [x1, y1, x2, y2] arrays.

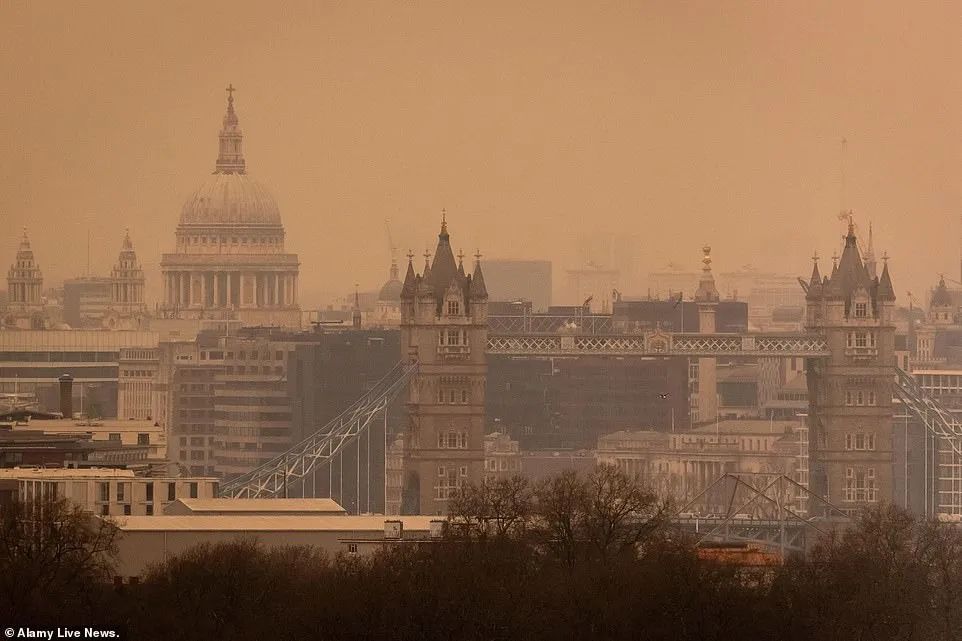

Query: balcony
[[437, 345, 470, 360], [845, 346, 878, 360]]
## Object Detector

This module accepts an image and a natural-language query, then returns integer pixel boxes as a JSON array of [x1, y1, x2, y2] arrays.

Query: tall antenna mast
[[839, 137, 848, 216]]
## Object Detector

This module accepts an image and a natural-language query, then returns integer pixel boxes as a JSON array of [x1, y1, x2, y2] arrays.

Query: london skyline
[[4, 2, 962, 304]]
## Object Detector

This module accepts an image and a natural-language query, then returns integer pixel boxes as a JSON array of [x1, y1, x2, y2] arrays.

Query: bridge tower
[[805, 219, 896, 514], [399, 215, 488, 515]]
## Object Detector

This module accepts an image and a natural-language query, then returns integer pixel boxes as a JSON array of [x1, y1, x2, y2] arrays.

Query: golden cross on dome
[[457, 249, 465, 262], [226, 84, 236, 98], [812, 251, 819, 264]]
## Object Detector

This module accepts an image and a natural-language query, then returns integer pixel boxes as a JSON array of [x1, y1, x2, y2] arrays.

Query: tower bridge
[[221, 215, 962, 545]]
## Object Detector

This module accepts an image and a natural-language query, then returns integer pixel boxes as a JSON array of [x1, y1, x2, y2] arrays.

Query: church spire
[[215, 84, 246, 175], [694, 245, 719, 302], [864, 221, 877, 279]]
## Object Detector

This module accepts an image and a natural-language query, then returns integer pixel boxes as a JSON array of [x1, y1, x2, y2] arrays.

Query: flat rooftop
[[110, 515, 440, 532], [168, 498, 345, 514]]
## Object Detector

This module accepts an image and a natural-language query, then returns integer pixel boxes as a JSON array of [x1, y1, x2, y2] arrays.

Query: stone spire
[[863, 222, 877, 279], [694, 245, 719, 302], [877, 255, 895, 302], [806, 252, 823, 300], [215, 84, 246, 175], [470, 250, 487, 300], [352, 284, 362, 328], [401, 251, 417, 299]]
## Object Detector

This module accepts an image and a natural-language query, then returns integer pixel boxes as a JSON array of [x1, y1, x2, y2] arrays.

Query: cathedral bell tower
[[5, 228, 45, 329], [399, 213, 488, 515]]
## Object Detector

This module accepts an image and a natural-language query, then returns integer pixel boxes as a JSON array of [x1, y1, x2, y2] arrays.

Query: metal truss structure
[[219, 360, 418, 500], [486, 332, 830, 358], [673, 473, 850, 557], [893, 368, 962, 516]]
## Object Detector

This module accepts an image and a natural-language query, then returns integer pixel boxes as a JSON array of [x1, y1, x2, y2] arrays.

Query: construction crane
[[384, 218, 398, 266]]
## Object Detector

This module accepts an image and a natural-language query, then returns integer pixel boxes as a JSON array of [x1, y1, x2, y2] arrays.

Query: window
[[854, 302, 867, 318], [438, 431, 468, 449], [845, 391, 853, 406], [100, 504, 109, 516], [447, 300, 460, 315], [99, 482, 110, 502], [145, 483, 153, 502], [348, 543, 358, 554], [146, 504, 153, 516], [123, 504, 131, 516], [189, 482, 198, 499], [437, 387, 445, 404], [116, 483, 126, 502], [461, 389, 468, 404], [436, 467, 463, 500], [168, 483, 176, 501], [868, 391, 876, 406], [845, 432, 876, 451], [137, 433, 149, 445], [844, 467, 878, 502]]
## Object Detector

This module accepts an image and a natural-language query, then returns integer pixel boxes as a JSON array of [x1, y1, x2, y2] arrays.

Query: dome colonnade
[[160, 85, 301, 328]]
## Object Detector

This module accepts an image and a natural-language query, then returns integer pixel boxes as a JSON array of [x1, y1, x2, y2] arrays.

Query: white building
[[0, 467, 218, 517]]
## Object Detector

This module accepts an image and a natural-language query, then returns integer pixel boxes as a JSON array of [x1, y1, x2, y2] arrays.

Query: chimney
[[58, 374, 74, 419]]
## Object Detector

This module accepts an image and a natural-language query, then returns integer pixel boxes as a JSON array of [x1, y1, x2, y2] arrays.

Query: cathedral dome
[[379, 277, 403, 302], [179, 172, 282, 227]]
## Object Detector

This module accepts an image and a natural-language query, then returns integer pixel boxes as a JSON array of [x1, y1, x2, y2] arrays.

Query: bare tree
[[0, 495, 118, 623], [534, 465, 672, 566], [448, 475, 534, 539]]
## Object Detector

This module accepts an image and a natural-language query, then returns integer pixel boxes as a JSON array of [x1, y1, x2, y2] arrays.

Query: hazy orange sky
[[2, 1, 962, 306]]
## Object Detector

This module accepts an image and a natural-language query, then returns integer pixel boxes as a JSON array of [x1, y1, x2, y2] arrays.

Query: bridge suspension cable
[[219, 360, 418, 500], [893, 368, 962, 457]]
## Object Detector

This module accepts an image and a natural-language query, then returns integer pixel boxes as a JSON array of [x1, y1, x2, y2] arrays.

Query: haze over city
[[4, 1, 962, 305], [6, 3, 962, 639]]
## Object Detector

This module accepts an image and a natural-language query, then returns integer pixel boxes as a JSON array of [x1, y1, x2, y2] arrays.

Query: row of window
[[437, 431, 469, 449], [121, 369, 153, 377], [182, 235, 280, 246], [98, 481, 198, 503], [438, 329, 470, 346], [484, 458, 519, 472], [437, 388, 470, 404], [845, 390, 877, 406]]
